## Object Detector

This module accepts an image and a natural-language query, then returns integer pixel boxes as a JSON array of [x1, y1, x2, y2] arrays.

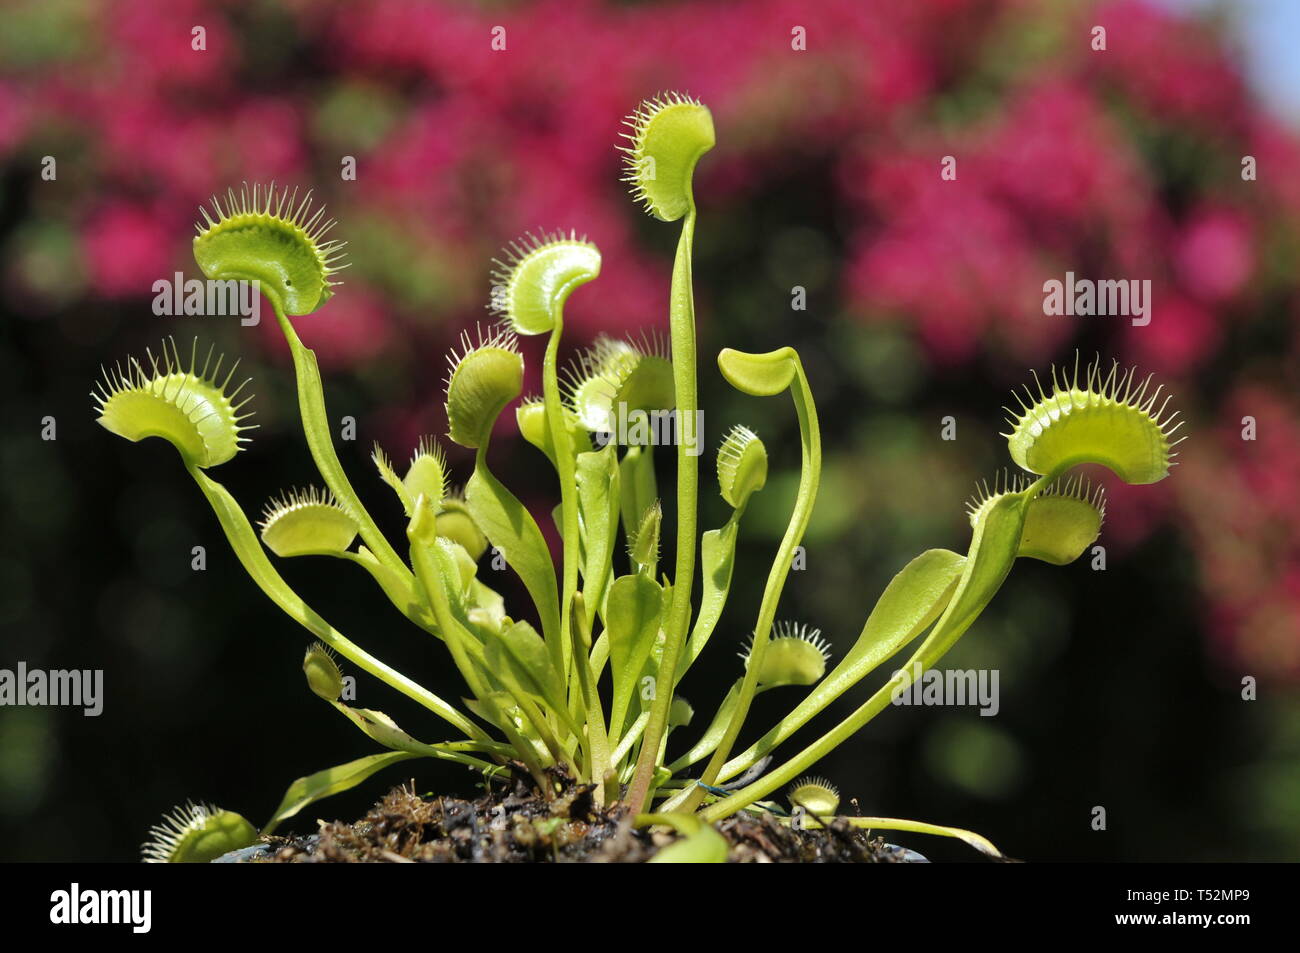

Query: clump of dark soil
[[254, 779, 912, 863]]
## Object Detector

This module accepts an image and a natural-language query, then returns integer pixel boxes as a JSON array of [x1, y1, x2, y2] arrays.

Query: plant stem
[[543, 321, 578, 685], [610, 712, 649, 768], [478, 696, 554, 797], [570, 595, 611, 801], [407, 513, 494, 703], [700, 643, 935, 824], [682, 367, 819, 812], [627, 205, 700, 813], [272, 304, 413, 588], [185, 463, 485, 742], [699, 484, 1038, 823]]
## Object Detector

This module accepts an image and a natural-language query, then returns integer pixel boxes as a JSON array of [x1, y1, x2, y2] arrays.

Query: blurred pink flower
[[846, 176, 1046, 365], [0, 82, 31, 156], [80, 201, 172, 299], [1248, 117, 1300, 217], [1098, 0, 1249, 132], [1123, 293, 1219, 377], [1175, 208, 1253, 304], [985, 82, 1151, 235], [260, 284, 393, 371], [1177, 387, 1300, 677], [105, 0, 235, 92]]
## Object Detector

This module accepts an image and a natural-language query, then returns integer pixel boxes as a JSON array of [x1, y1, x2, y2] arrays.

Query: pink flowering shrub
[[4, 0, 1299, 675]]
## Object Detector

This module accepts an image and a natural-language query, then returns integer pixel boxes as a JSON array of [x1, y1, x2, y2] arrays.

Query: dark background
[[1, 0, 1298, 862]]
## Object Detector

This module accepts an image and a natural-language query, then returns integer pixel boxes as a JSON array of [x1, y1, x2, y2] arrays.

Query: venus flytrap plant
[[101, 94, 1182, 862]]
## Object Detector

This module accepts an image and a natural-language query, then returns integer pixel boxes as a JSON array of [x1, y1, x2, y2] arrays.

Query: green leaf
[[144, 803, 259, 863], [262, 751, 418, 835], [1017, 479, 1104, 565], [335, 705, 427, 751], [678, 515, 741, 680], [328, 700, 509, 776], [435, 536, 479, 609], [640, 813, 728, 863], [701, 490, 1033, 823], [920, 493, 1029, 659], [606, 573, 664, 738], [186, 465, 481, 741], [1006, 358, 1181, 486], [717, 346, 798, 397], [486, 619, 565, 713], [490, 236, 600, 336], [194, 184, 343, 316], [618, 444, 657, 539], [685, 345, 821, 810], [576, 446, 620, 618], [465, 465, 561, 657], [273, 315, 412, 587], [627, 500, 662, 576], [445, 330, 524, 449], [408, 499, 495, 702], [717, 548, 965, 782], [622, 94, 715, 223], [624, 148, 705, 810]]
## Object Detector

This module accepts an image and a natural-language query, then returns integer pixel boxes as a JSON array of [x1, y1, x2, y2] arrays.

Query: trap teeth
[[193, 182, 347, 316], [620, 93, 715, 222], [258, 486, 359, 558], [741, 622, 830, 688], [966, 471, 1106, 565], [141, 801, 258, 863], [787, 777, 840, 816], [487, 231, 601, 336], [716, 425, 768, 510], [1005, 355, 1181, 486], [964, 469, 1030, 528], [93, 337, 254, 469], [563, 332, 675, 434], [303, 642, 345, 701], [404, 436, 450, 511]]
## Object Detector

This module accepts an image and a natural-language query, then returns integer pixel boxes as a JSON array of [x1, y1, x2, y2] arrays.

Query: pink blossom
[[1123, 293, 1219, 377], [261, 284, 394, 371], [80, 202, 173, 299], [1175, 208, 1253, 304]]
